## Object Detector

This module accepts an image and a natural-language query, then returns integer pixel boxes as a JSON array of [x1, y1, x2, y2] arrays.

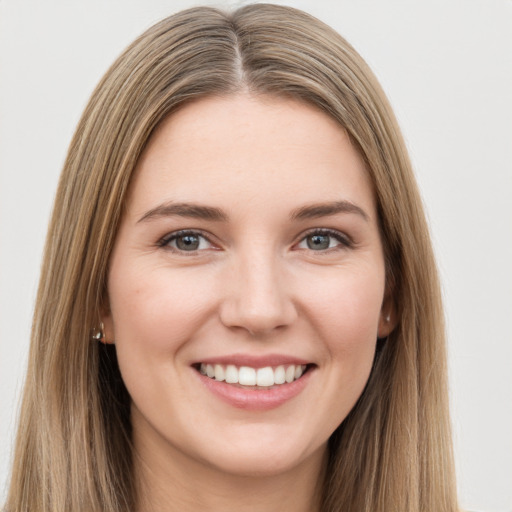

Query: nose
[[219, 250, 297, 336]]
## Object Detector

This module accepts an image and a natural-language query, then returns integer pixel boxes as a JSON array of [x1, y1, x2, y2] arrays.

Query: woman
[[4, 4, 459, 511]]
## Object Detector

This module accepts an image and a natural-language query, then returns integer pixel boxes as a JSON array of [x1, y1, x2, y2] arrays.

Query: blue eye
[[160, 231, 212, 252], [297, 230, 350, 251]]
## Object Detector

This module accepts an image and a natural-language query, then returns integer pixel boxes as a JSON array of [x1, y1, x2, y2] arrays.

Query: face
[[104, 94, 393, 479]]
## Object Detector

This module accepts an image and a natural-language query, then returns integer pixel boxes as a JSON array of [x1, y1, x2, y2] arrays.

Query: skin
[[103, 94, 394, 512]]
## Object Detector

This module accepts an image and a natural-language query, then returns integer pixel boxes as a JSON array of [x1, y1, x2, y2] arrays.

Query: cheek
[[299, 263, 385, 360], [107, 261, 221, 415], [287, 264, 385, 439], [108, 261, 218, 356]]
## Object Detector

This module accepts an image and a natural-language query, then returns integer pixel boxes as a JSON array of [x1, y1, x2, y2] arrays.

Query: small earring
[[91, 322, 106, 343]]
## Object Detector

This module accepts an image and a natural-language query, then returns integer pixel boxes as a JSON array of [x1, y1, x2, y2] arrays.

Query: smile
[[198, 363, 307, 387], [193, 356, 315, 410]]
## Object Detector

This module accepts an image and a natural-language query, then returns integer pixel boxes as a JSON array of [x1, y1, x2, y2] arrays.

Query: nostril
[[219, 299, 298, 336]]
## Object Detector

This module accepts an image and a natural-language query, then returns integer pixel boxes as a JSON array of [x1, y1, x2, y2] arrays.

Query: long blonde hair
[[5, 4, 458, 511]]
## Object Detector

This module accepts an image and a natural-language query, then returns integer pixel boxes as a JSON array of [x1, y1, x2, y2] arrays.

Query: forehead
[[128, 94, 376, 221]]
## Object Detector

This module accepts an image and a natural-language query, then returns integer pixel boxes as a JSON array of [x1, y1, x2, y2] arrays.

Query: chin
[[189, 425, 327, 479]]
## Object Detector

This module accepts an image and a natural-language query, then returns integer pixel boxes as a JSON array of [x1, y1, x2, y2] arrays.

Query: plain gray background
[[1, 1, 511, 510]]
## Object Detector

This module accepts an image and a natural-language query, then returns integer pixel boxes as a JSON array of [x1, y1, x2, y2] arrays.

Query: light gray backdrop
[[1, 0, 511, 510]]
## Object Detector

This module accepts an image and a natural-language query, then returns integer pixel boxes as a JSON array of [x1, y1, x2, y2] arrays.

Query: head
[[7, 4, 457, 512]]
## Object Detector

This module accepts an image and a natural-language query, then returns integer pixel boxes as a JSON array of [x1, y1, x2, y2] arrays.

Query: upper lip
[[192, 353, 312, 368]]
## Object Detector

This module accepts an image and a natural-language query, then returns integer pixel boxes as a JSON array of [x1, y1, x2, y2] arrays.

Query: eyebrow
[[138, 202, 228, 223], [137, 199, 369, 224], [290, 200, 369, 222]]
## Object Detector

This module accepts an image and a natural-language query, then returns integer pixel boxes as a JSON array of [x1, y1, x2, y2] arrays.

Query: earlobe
[[377, 292, 397, 339], [99, 302, 116, 344], [101, 316, 116, 344], [377, 311, 395, 338]]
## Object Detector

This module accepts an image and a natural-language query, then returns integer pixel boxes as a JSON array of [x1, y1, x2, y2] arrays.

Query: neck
[[134, 431, 327, 512]]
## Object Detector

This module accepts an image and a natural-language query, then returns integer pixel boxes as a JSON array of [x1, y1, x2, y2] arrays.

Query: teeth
[[199, 363, 307, 387], [256, 367, 274, 387], [285, 365, 295, 383], [225, 364, 238, 384], [239, 366, 256, 386], [214, 364, 225, 382], [274, 365, 286, 385]]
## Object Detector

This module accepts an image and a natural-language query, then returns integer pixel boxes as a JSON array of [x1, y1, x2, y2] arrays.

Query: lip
[[194, 361, 315, 411], [193, 353, 311, 369]]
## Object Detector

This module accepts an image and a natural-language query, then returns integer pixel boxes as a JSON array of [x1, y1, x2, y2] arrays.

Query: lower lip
[[196, 368, 313, 411]]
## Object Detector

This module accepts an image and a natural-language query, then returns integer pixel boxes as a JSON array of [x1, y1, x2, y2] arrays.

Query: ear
[[100, 299, 116, 345], [377, 288, 397, 339]]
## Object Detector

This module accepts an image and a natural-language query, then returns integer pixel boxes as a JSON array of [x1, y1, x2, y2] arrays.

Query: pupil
[[177, 235, 199, 251], [308, 234, 329, 250]]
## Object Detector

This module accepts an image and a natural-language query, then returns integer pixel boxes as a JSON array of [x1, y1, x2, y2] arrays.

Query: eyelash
[[157, 228, 353, 254], [157, 230, 215, 254], [296, 228, 353, 252]]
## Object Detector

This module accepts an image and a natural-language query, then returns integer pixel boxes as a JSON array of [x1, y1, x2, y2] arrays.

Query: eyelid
[[294, 228, 353, 250], [157, 229, 218, 252], [156, 227, 353, 253]]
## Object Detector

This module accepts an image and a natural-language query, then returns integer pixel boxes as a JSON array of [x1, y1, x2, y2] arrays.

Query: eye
[[296, 229, 351, 251], [159, 230, 214, 252]]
